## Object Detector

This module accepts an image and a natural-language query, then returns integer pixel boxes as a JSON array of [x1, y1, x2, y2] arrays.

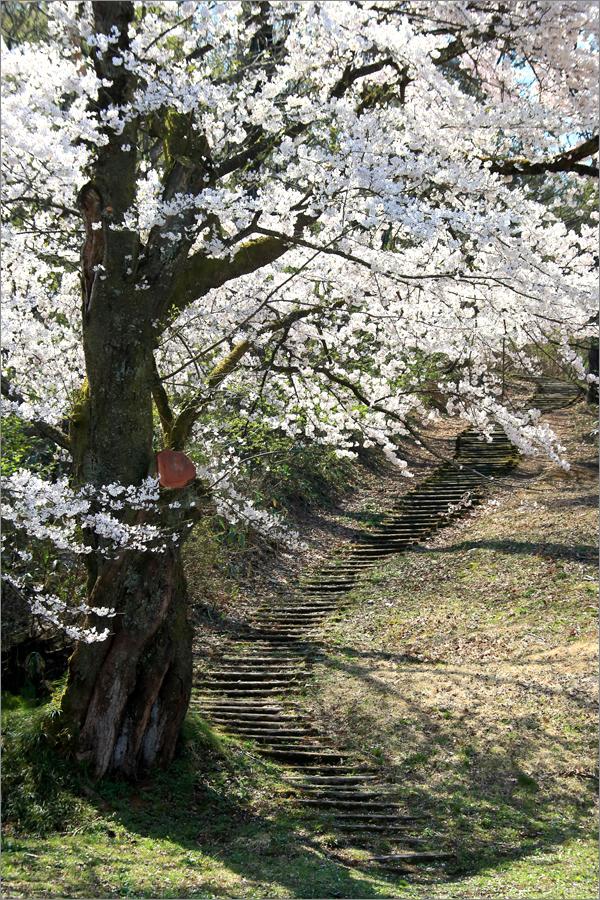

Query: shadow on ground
[[84, 737, 397, 899], [430, 538, 597, 563], [303, 645, 596, 885]]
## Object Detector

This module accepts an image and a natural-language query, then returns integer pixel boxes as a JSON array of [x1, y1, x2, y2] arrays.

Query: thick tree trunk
[[54, 0, 195, 780], [61, 547, 192, 779], [61, 289, 194, 779]]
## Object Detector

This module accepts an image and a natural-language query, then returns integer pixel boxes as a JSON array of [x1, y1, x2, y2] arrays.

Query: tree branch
[[487, 136, 599, 178], [1, 379, 71, 451], [214, 56, 398, 182], [165, 233, 293, 319], [167, 303, 343, 449], [150, 356, 174, 446]]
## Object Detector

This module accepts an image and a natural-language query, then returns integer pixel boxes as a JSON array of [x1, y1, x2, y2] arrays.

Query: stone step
[[199, 667, 304, 677], [201, 670, 304, 682], [350, 542, 420, 551], [336, 823, 416, 834], [375, 512, 452, 520], [285, 774, 380, 786], [387, 503, 462, 512], [265, 614, 337, 621], [208, 656, 307, 665], [232, 725, 316, 749], [362, 529, 435, 538], [249, 624, 317, 632], [357, 524, 430, 534], [407, 486, 482, 494], [451, 452, 505, 459], [205, 707, 306, 718], [340, 833, 428, 847], [261, 748, 347, 764], [457, 448, 513, 454], [369, 851, 453, 864], [458, 441, 513, 448], [260, 607, 334, 616], [332, 812, 421, 822], [257, 736, 334, 748], [352, 541, 425, 551], [457, 463, 512, 470], [283, 765, 375, 775], [312, 572, 368, 579], [380, 516, 445, 525], [192, 701, 288, 711], [412, 480, 482, 488], [240, 641, 318, 650], [299, 585, 352, 594], [300, 578, 357, 586], [387, 503, 471, 512], [195, 689, 293, 698], [295, 798, 400, 811], [197, 677, 292, 688], [292, 784, 392, 796], [362, 530, 431, 539], [457, 450, 511, 456], [266, 604, 341, 611], [206, 712, 308, 724], [248, 633, 315, 641], [355, 532, 430, 542], [218, 657, 306, 665], [347, 550, 405, 559], [458, 437, 512, 444], [257, 616, 328, 625], [209, 719, 309, 731], [228, 725, 313, 736], [293, 790, 395, 802], [385, 506, 472, 517]]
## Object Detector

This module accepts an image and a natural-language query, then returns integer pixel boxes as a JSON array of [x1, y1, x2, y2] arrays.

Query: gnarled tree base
[[60, 547, 192, 779]]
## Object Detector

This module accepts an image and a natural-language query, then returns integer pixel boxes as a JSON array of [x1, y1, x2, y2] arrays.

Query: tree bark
[[60, 262, 195, 778], [61, 546, 192, 779], [60, 311, 194, 778], [51, 0, 195, 781]]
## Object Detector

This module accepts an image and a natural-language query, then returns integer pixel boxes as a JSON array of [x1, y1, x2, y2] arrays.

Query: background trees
[[1, 0, 597, 777]]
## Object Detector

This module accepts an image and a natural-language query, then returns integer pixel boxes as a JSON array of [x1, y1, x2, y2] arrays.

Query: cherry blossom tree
[[2, 0, 597, 777]]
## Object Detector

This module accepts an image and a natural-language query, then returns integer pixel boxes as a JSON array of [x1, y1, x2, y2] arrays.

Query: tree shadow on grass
[[546, 491, 598, 510], [428, 538, 597, 564], [303, 645, 597, 889], [81, 739, 396, 899], [44, 630, 592, 897]]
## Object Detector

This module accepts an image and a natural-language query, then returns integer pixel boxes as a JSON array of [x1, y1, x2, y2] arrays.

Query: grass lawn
[[2, 702, 405, 899]]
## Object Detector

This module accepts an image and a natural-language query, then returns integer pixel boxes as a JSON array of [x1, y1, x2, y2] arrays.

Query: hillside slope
[[305, 399, 598, 899]]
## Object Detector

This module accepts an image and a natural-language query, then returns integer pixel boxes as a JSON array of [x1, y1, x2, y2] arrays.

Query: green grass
[[1, 698, 404, 899]]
